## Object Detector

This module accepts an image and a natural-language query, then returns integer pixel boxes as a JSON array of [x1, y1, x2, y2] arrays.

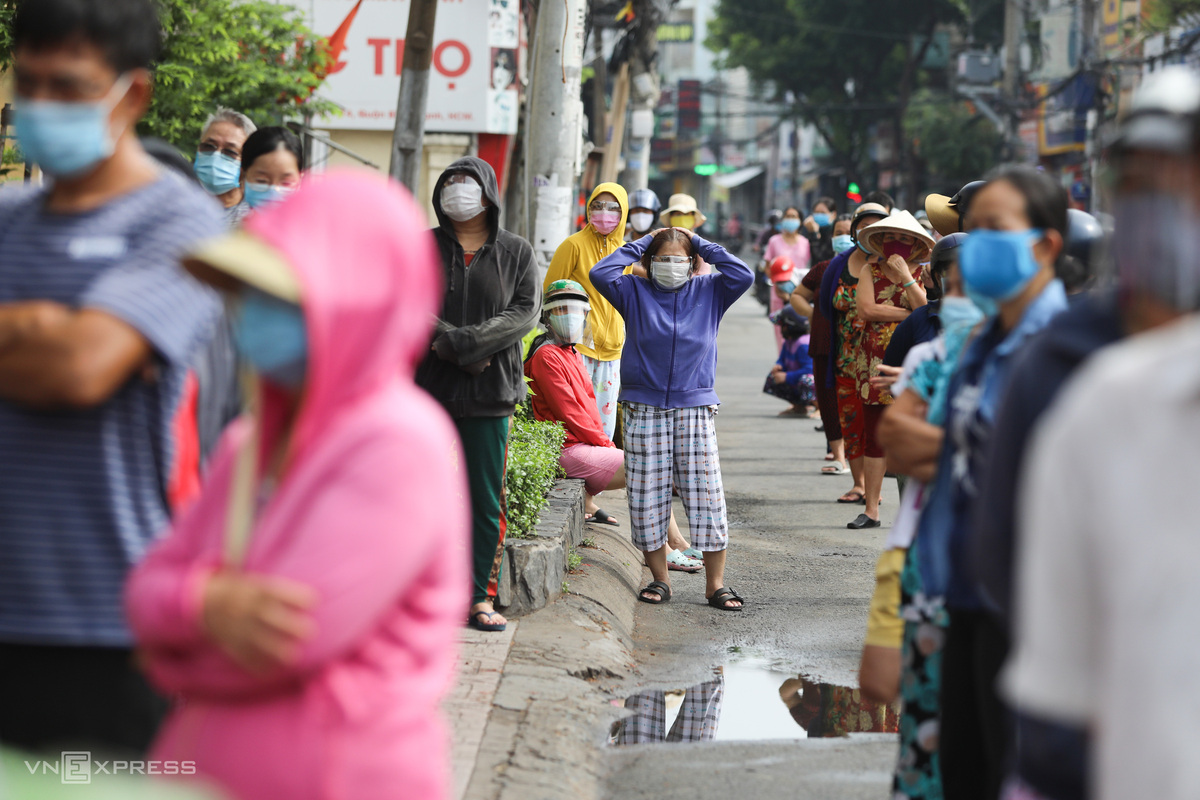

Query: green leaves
[[141, 0, 339, 149], [505, 408, 567, 538], [707, 0, 993, 181], [904, 88, 1002, 190]]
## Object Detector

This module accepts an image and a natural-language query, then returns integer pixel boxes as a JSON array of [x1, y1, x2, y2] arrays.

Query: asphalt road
[[599, 284, 900, 799]]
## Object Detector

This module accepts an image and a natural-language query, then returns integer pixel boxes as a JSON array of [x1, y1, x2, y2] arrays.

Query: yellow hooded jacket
[[543, 183, 630, 362]]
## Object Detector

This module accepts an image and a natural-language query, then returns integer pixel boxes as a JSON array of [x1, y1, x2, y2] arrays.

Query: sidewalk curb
[[463, 492, 644, 800], [497, 479, 588, 617]]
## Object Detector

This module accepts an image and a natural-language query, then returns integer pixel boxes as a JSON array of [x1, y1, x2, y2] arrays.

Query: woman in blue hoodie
[[591, 228, 753, 610]]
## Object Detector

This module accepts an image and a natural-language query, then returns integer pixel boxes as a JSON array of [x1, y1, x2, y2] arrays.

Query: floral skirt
[[893, 542, 949, 800]]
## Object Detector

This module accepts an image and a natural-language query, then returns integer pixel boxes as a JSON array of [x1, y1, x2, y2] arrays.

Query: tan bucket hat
[[858, 210, 936, 259], [659, 193, 708, 227]]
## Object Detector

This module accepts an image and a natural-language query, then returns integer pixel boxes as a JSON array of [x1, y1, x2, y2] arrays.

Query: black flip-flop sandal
[[638, 580, 671, 604], [837, 490, 865, 504], [707, 586, 744, 611], [467, 610, 507, 631], [586, 508, 620, 526]]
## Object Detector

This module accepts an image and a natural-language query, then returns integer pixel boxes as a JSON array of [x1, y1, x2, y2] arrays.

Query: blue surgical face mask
[[780, 218, 801, 233], [15, 74, 133, 178], [244, 183, 295, 210], [813, 212, 831, 228], [959, 228, 1045, 301], [194, 151, 242, 196], [831, 234, 854, 254], [937, 295, 985, 331], [232, 290, 307, 389]]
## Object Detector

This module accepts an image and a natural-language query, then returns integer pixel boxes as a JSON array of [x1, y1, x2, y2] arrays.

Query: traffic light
[[846, 182, 862, 204]]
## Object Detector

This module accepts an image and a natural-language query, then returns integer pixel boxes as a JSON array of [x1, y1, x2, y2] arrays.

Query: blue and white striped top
[[0, 171, 224, 646]]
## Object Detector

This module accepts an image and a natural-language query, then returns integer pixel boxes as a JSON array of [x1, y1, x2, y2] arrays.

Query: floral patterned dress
[[831, 266, 860, 378], [894, 539, 949, 800], [856, 260, 923, 405]]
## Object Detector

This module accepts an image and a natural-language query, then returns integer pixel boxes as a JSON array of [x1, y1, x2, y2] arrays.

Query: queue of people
[[749, 65, 1200, 800], [5, 1, 1200, 799], [0, 2, 747, 796]]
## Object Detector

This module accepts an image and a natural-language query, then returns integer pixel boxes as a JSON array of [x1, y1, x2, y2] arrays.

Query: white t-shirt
[[1003, 315, 1200, 800]]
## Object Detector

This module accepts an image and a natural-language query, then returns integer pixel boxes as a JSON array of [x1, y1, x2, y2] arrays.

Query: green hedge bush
[[505, 406, 566, 538]]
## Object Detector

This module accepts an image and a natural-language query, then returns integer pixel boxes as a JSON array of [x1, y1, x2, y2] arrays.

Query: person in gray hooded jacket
[[417, 156, 541, 633]]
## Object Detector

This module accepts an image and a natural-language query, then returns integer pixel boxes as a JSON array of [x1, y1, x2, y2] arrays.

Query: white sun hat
[[858, 210, 936, 259]]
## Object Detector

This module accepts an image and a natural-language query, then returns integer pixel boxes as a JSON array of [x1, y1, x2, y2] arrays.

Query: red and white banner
[[290, 0, 520, 133]]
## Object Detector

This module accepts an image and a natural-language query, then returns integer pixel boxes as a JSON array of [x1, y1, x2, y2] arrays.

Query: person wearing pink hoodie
[[124, 169, 470, 800]]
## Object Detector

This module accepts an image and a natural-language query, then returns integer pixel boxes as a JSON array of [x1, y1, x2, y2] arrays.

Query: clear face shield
[[543, 297, 594, 348]]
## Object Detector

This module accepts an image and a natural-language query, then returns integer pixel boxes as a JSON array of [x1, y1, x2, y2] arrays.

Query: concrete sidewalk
[[443, 490, 644, 800], [446, 624, 518, 800]]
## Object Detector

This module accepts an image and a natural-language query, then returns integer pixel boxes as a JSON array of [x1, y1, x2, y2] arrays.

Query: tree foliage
[[0, 0, 338, 151], [905, 88, 1002, 192], [146, 0, 338, 149], [707, 0, 1002, 195]]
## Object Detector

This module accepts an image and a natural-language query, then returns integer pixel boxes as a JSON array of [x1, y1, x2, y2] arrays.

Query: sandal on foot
[[586, 508, 620, 526], [837, 490, 865, 504], [707, 586, 744, 611], [679, 547, 704, 561], [822, 462, 848, 475], [638, 580, 672, 604], [847, 513, 881, 530], [667, 550, 703, 573], [467, 610, 507, 632]]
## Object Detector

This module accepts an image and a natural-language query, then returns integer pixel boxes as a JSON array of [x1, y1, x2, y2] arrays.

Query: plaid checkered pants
[[622, 402, 729, 553], [614, 676, 725, 745]]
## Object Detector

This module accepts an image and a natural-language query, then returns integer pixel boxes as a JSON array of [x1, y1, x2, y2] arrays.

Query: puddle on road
[[607, 655, 899, 746]]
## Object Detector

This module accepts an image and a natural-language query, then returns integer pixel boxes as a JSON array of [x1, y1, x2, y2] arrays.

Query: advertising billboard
[[290, 0, 520, 133]]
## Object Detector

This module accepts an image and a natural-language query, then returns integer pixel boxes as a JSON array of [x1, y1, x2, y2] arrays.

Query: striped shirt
[[0, 171, 224, 646]]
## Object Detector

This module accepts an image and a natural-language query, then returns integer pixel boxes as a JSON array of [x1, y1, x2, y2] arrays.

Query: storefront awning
[[711, 165, 765, 189]]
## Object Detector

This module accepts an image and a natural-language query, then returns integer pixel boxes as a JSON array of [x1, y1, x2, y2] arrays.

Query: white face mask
[[441, 180, 485, 222], [548, 311, 587, 344], [650, 256, 692, 290], [629, 211, 655, 233]]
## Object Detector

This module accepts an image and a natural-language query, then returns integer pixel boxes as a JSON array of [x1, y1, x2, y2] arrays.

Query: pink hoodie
[[125, 170, 470, 800]]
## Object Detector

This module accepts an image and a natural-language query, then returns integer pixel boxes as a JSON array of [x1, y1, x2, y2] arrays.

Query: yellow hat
[[182, 230, 302, 303]]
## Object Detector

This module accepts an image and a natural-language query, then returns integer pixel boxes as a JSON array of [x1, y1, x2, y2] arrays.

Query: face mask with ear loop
[[650, 255, 693, 291], [16, 73, 135, 177]]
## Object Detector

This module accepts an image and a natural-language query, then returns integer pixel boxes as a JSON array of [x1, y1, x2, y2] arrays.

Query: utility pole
[[617, 0, 664, 191], [527, 0, 587, 267], [1002, 0, 1023, 157], [601, 63, 632, 182], [390, 0, 438, 191]]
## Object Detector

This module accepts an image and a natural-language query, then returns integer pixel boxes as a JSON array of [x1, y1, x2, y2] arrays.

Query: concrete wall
[[320, 129, 473, 224]]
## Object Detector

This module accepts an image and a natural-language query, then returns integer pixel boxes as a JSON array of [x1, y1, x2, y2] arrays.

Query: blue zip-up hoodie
[[590, 233, 752, 408]]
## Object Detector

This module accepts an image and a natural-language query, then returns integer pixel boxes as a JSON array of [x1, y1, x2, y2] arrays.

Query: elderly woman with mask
[[848, 211, 932, 530]]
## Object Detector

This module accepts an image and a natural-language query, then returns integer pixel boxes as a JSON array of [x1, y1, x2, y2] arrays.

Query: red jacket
[[524, 342, 614, 449]]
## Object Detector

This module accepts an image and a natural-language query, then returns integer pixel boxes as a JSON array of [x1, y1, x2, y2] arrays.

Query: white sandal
[[821, 461, 849, 475]]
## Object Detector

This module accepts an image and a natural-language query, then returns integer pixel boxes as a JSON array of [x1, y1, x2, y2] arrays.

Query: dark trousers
[[940, 608, 1010, 800], [455, 416, 509, 605], [812, 356, 842, 442], [0, 642, 168, 755]]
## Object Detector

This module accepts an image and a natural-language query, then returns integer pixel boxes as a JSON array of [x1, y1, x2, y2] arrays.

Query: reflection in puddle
[[608, 656, 900, 745]]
